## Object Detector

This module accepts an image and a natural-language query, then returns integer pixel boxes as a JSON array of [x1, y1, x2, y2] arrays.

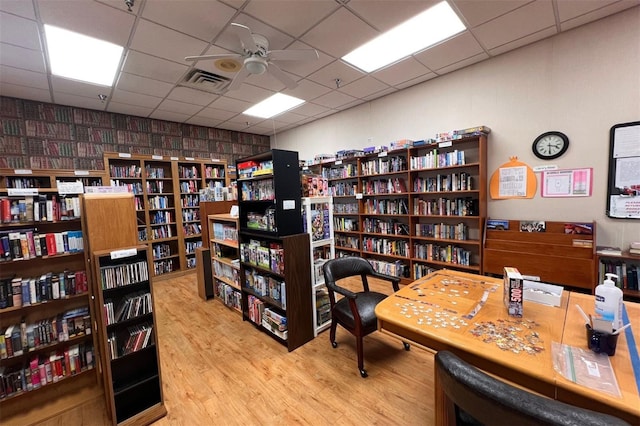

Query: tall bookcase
[[104, 153, 227, 279], [0, 178, 101, 423], [320, 134, 488, 283], [236, 149, 313, 351], [82, 193, 166, 426], [302, 196, 335, 336]]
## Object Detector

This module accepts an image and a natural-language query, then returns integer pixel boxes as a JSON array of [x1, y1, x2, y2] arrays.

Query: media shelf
[[0, 188, 100, 424], [208, 213, 241, 313], [104, 153, 228, 279], [236, 149, 313, 351], [597, 251, 640, 301]]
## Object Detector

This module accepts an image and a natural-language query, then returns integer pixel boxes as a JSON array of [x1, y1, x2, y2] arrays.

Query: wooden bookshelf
[[208, 213, 241, 313], [103, 153, 228, 279], [596, 251, 640, 301], [0, 167, 106, 192], [483, 220, 596, 291], [0, 187, 101, 423]]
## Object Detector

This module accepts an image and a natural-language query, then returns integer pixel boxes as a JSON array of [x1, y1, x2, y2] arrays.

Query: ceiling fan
[[185, 23, 319, 91]]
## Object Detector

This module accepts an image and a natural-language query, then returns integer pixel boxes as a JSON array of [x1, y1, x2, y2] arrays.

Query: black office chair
[[434, 350, 630, 426], [322, 257, 409, 378]]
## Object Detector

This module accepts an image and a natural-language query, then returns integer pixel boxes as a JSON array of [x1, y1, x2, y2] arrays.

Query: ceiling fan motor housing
[[248, 33, 269, 57]]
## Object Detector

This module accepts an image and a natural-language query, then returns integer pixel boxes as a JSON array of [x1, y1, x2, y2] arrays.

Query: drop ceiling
[[1, 0, 638, 136]]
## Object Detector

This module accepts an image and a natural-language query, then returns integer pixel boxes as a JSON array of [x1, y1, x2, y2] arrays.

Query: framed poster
[[541, 168, 592, 197], [606, 120, 640, 218]]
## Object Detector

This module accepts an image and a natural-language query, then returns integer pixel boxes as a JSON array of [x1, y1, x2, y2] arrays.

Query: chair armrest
[[370, 271, 401, 291], [328, 282, 357, 299]]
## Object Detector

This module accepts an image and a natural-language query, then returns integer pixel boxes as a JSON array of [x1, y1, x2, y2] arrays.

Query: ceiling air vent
[[179, 68, 232, 94]]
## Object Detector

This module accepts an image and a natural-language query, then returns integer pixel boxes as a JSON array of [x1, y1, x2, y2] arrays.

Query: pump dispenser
[[595, 273, 623, 329]]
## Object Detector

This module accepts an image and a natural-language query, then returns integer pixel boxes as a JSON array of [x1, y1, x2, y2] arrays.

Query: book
[[596, 245, 622, 256], [630, 242, 640, 250]]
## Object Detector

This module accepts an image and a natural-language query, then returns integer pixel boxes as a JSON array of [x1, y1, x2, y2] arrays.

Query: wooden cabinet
[[236, 149, 313, 351], [208, 213, 241, 313], [302, 196, 335, 336], [0, 184, 100, 423], [596, 252, 640, 301], [82, 193, 165, 426], [104, 153, 228, 279]]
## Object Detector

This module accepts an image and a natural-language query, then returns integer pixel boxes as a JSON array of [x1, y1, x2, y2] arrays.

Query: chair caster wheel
[[403, 342, 410, 351], [359, 368, 368, 378], [331, 341, 338, 348]]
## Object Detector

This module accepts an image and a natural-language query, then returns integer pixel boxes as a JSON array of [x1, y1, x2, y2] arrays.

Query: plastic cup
[[585, 324, 619, 356]]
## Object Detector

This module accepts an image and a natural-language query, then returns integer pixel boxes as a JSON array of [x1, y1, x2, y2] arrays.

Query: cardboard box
[[523, 280, 563, 307], [503, 267, 523, 317]]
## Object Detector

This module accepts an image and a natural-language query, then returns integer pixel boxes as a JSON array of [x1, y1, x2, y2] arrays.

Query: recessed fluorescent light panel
[[44, 24, 124, 86], [342, 1, 466, 73], [243, 93, 305, 119]]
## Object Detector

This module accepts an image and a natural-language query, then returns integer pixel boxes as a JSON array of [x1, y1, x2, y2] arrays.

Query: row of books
[[107, 323, 154, 359], [413, 172, 473, 193], [335, 235, 359, 250], [362, 217, 410, 236], [213, 258, 240, 286], [360, 155, 408, 175], [243, 268, 286, 308], [110, 164, 142, 178], [362, 198, 409, 215], [240, 240, 284, 276], [99, 260, 149, 290], [179, 180, 199, 194], [361, 177, 408, 195], [1, 229, 84, 261], [415, 222, 468, 241], [413, 197, 477, 217], [598, 260, 640, 290], [185, 240, 202, 255], [333, 202, 358, 214], [0, 343, 94, 399], [0, 306, 90, 359], [262, 308, 287, 340], [247, 295, 265, 325], [410, 149, 466, 170], [240, 179, 276, 201], [0, 270, 88, 310], [1, 195, 82, 224], [153, 259, 175, 275], [333, 217, 358, 232], [413, 243, 472, 266], [213, 222, 238, 242], [362, 237, 410, 257], [368, 258, 410, 278], [103, 291, 152, 326], [214, 280, 241, 312]]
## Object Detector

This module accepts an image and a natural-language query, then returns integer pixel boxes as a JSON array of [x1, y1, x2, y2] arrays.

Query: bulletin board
[[606, 120, 640, 218]]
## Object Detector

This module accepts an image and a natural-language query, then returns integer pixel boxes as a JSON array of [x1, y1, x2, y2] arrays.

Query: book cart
[[236, 149, 314, 351], [0, 171, 102, 424], [82, 193, 165, 426]]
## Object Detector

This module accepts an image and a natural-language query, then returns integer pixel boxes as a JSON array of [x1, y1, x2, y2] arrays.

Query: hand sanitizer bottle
[[595, 273, 623, 330]]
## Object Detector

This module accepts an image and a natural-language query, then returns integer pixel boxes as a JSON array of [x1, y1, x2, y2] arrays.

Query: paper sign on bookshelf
[[110, 248, 138, 260]]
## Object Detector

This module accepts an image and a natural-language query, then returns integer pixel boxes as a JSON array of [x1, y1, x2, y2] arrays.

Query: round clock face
[[532, 131, 569, 160]]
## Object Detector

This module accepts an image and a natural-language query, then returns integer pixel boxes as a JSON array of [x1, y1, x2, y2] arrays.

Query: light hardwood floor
[[37, 273, 435, 425]]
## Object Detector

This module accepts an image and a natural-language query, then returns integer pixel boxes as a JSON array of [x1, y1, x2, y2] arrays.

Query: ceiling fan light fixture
[[245, 57, 267, 75]]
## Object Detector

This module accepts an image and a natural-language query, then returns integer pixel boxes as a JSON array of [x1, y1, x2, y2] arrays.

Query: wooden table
[[375, 269, 640, 425]]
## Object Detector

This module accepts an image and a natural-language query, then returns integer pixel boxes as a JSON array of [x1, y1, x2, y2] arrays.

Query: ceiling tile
[[414, 31, 485, 71], [0, 11, 41, 50], [156, 99, 204, 115], [149, 109, 191, 122], [244, 0, 338, 37], [312, 90, 358, 109], [215, 13, 294, 53], [301, 7, 378, 58], [192, 107, 236, 121], [122, 51, 189, 84], [271, 110, 307, 124], [471, 1, 556, 50], [434, 52, 490, 75], [363, 86, 395, 101], [216, 120, 254, 132], [37, 0, 135, 46], [560, 0, 640, 31], [130, 19, 209, 63], [339, 76, 389, 99], [0, 82, 51, 103], [53, 92, 107, 111], [111, 88, 163, 108], [488, 26, 557, 56], [372, 57, 432, 87], [336, 98, 364, 111], [450, 0, 532, 28], [557, 0, 618, 21], [347, 0, 438, 31], [186, 116, 223, 128], [289, 101, 331, 117], [307, 60, 365, 89], [276, 41, 334, 79], [0, 43, 46, 73], [141, 0, 236, 42], [50, 75, 112, 99], [107, 102, 153, 118], [0, 65, 48, 89], [223, 82, 275, 103], [240, 69, 289, 92], [116, 72, 174, 98], [282, 78, 332, 101], [167, 86, 219, 106], [395, 72, 437, 90], [0, 0, 36, 19], [208, 95, 252, 113]]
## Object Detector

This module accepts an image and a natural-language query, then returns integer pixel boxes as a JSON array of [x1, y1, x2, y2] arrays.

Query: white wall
[[273, 7, 640, 248]]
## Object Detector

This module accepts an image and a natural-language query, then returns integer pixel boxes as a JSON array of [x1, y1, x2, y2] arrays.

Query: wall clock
[[532, 131, 569, 160]]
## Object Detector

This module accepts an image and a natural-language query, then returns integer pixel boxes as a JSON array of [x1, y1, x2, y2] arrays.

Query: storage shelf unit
[[104, 153, 227, 279], [208, 213, 241, 313], [312, 134, 487, 283], [302, 196, 335, 336], [596, 251, 640, 301], [236, 149, 313, 351], [0, 175, 101, 424]]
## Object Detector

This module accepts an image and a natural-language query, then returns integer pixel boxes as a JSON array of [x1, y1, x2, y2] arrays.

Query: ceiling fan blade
[[269, 49, 319, 62], [227, 66, 250, 91], [184, 53, 242, 62], [267, 63, 297, 89], [230, 23, 258, 53]]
